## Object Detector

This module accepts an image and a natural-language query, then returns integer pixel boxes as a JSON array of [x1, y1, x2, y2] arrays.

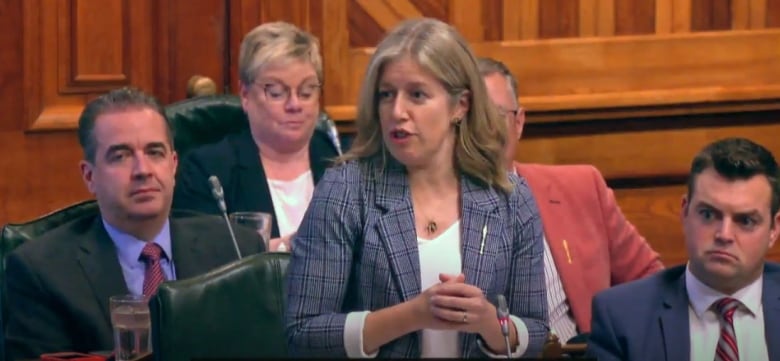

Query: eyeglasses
[[255, 81, 321, 104]]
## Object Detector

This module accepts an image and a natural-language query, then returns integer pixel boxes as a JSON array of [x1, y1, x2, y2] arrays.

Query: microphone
[[208, 175, 242, 259], [318, 113, 343, 155], [497, 294, 511, 359]]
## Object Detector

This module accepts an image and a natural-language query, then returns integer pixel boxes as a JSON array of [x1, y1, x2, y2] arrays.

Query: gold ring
[[462, 312, 468, 323]]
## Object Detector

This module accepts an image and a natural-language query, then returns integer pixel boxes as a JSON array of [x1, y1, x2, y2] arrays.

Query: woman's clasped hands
[[413, 273, 498, 335]]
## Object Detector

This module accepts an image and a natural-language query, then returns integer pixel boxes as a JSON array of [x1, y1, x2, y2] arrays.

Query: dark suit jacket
[[4, 213, 264, 360], [172, 129, 338, 239], [587, 263, 780, 361]]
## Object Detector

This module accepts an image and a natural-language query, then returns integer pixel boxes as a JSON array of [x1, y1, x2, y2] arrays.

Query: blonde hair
[[238, 21, 322, 85], [341, 18, 511, 193]]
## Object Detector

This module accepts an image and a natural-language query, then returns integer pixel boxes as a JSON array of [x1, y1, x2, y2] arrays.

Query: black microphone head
[[497, 294, 509, 318]]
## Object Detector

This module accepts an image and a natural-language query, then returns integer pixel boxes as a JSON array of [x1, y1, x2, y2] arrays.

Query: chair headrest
[[164, 95, 249, 157]]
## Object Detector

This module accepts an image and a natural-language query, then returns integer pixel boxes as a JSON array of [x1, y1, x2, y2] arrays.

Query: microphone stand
[[497, 295, 512, 359], [220, 211, 242, 259], [208, 175, 243, 259]]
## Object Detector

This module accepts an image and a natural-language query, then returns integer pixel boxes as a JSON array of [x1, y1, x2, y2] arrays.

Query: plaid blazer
[[285, 159, 548, 358]]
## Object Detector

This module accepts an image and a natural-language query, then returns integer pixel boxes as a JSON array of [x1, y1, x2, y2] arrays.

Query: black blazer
[[172, 129, 338, 238], [4, 214, 264, 360]]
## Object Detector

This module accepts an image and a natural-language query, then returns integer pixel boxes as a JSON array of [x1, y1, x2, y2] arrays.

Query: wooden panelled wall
[[1, 0, 780, 266]]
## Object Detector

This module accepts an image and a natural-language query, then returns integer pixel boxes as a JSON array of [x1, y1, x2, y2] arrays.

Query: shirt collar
[[685, 263, 763, 318], [103, 219, 173, 267]]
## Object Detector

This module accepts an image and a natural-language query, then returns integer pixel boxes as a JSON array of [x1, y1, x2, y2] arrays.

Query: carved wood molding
[[326, 29, 780, 123], [23, 0, 156, 132]]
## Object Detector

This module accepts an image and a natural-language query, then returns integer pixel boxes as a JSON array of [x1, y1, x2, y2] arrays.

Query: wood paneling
[[348, 1, 385, 48], [614, 185, 687, 266], [347, 0, 453, 47], [504, 0, 540, 40], [614, 0, 655, 35], [0, 0, 24, 133], [482, 0, 503, 41], [154, 0, 227, 100], [331, 30, 780, 122], [769, 0, 780, 27], [516, 111, 780, 180], [0, 133, 90, 224], [539, 0, 580, 39], [691, 0, 732, 31], [24, 0, 157, 131], [449, 0, 483, 41], [0, 0, 227, 225], [655, 0, 692, 34], [71, 0, 125, 83]]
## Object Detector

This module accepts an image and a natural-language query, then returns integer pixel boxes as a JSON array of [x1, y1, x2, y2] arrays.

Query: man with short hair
[[587, 137, 780, 361], [4, 87, 264, 359], [478, 57, 664, 342]]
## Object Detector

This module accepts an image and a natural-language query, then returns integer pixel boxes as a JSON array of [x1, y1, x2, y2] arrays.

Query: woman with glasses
[[173, 22, 338, 252]]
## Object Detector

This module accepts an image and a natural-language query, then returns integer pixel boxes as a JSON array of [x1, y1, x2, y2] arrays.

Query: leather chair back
[[0, 200, 100, 361], [164, 94, 342, 158], [0, 200, 100, 266], [164, 95, 248, 158], [150, 252, 290, 361]]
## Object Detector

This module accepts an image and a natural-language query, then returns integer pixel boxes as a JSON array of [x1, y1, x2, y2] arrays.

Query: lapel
[[231, 131, 280, 238], [169, 218, 214, 279], [459, 176, 500, 296], [762, 265, 780, 360], [658, 270, 690, 361], [375, 163, 421, 302], [76, 218, 129, 326], [457, 177, 502, 357], [309, 131, 337, 184], [517, 165, 590, 325]]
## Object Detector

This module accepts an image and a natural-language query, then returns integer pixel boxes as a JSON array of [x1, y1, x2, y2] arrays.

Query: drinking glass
[[110, 294, 151, 361], [229, 211, 274, 250]]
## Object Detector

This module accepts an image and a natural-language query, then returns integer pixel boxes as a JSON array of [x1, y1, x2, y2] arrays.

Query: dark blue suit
[[587, 263, 780, 361]]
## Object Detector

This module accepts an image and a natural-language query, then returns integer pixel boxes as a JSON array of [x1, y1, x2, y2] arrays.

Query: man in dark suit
[[4, 87, 265, 360], [587, 137, 780, 361]]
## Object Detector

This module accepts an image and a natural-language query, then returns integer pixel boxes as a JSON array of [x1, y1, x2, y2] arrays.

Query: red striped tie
[[713, 297, 740, 361], [140, 242, 167, 298]]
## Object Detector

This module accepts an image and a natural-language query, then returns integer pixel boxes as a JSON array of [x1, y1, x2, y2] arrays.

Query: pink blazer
[[515, 163, 664, 332]]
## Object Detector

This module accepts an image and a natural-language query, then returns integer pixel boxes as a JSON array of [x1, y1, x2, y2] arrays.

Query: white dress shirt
[[512, 168, 578, 342], [343, 221, 530, 358], [542, 235, 578, 342], [686, 265, 768, 361]]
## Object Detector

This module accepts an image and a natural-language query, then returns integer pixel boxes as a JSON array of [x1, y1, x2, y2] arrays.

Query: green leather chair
[[164, 95, 250, 158], [164, 94, 342, 158], [149, 252, 290, 361], [0, 199, 100, 361]]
